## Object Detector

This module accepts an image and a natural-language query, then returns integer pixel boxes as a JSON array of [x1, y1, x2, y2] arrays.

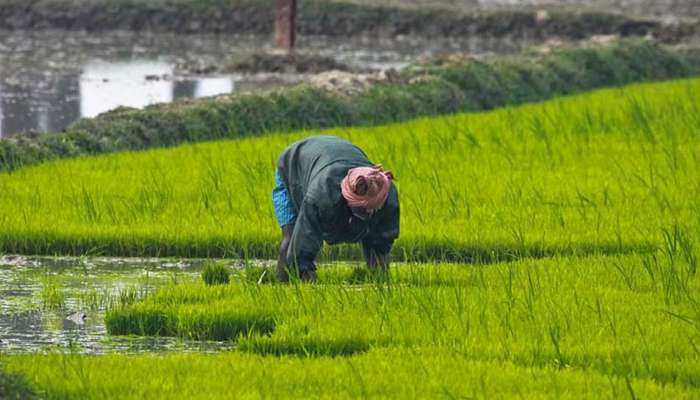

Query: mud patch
[[224, 52, 357, 74]]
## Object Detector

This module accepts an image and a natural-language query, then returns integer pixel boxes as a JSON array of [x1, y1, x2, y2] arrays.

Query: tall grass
[[105, 256, 700, 370], [0, 79, 698, 260]]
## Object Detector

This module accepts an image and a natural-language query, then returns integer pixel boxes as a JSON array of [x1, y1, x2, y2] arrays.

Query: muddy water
[[0, 255, 244, 354], [0, 29, 534, 138]]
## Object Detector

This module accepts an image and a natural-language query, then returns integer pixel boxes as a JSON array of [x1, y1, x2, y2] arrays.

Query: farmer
[[272, 135, 400, 282]]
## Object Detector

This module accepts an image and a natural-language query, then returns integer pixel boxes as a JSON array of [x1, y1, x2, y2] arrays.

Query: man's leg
[[272, 169, 298, 283], [277, 224, 294, 283], [278, 225, 317, 283]]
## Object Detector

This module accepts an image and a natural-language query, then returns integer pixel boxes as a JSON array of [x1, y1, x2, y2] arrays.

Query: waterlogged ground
[[0, 255, 247, 354], [0, 29, 535, 138]]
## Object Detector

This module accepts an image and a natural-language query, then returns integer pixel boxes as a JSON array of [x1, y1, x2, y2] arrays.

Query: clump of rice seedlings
[[238, 335, 371, 357], [345, 267, 390, 284], [235, 265, 276, 284], [175, 305, 276, 341], [39, 274, 64, 310], [106, 286, 277, 341], [105, 304, 173, 337], [77, 287, 109, 311], [0, 369, 36, 400], [201, 262, 230, 286]]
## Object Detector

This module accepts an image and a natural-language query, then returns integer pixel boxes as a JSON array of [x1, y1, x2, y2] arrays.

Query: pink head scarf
[[341, 165, 394, 212]]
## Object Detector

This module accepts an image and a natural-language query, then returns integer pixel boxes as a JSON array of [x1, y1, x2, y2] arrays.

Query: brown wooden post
[[274, 0, 297, 51]]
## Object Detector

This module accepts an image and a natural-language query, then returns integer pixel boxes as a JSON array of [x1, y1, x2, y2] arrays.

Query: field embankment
[[1, 40, 697, 172], [0, 0, 686, 40], [0, 78, 698, 260]]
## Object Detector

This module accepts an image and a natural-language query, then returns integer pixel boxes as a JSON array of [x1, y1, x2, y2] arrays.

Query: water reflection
[[79, 61, 235, 121], [0, 60, 236, 138], [81, 60, 174, 118]]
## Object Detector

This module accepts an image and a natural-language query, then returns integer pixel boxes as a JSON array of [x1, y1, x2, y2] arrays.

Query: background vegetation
[[0, 78, 698, 261], [1, 41, 697, 172]]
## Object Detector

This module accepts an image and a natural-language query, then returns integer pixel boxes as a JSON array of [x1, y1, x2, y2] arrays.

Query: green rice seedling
[[201, 261, 230, 286], [235, 264, 276, 284], [4, 248, 700, 398], [238, 334, 372, 357], [344, 266, 391, 285], [0, 79, 699, 261], [106, 284, 277, 340], [76, 287, 110, 311], [0, 369, 36, 400], [4, 346, 697, 399], [100, 255, 700, 387], [39, 273, 64, 310], [174, 303, 276, 341], [105, 303, 173, 337]]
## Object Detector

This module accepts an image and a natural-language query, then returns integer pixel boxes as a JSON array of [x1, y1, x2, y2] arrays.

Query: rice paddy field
[[1, 78, 699, 398]]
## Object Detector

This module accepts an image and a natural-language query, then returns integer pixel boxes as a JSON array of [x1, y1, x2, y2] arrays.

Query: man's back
[[277, 135, 372, 210]]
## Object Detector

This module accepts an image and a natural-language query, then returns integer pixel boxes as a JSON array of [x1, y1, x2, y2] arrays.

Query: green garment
[[277, 135, 400, 271]]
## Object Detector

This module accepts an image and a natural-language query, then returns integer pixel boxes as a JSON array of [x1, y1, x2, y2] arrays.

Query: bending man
[[272, 135, 400, 282]]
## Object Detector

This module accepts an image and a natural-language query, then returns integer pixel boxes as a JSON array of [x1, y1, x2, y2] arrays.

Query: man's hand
[[365, 247, 390, 275]]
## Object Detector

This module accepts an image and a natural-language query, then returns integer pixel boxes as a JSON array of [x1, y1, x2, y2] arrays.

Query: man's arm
[[361, 187, 400, 272]]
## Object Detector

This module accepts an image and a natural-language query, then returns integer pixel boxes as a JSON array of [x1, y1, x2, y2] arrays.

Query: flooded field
[[0, 30, 535, 138], [0, 255, 250, 354]]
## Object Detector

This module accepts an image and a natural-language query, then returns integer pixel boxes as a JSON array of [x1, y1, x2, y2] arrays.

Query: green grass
[[1, 78, 700, 398], [201, 261, 230, 285], [0, 369, 35, 400], [39, 273, 65, 310], [4, 348, 695, 399], [0, 78, 699, 260], [4, 253, 700, 398]]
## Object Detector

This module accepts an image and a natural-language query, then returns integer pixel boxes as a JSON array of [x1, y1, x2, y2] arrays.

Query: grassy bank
[[1, 40, 697, 172], [0, 78, 698, 259], [4, 253, 700, 398]]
